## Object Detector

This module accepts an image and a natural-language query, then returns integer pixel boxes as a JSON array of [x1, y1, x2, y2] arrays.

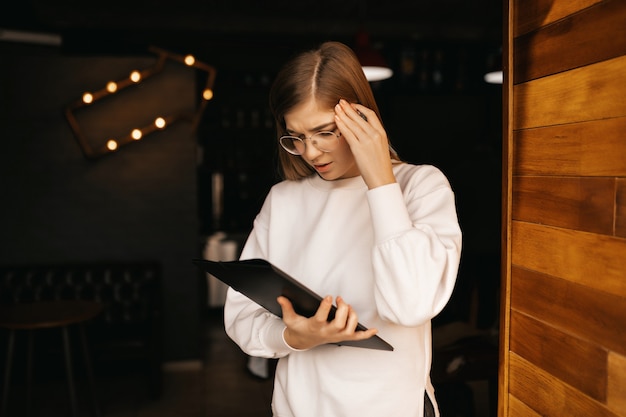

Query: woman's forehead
[[284, 98, 335, 132]]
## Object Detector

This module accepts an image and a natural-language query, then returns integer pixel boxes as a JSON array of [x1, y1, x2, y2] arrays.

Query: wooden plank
[[510, 310, 607, 400], [608, 352, 626, 415], [514, 0, 626, 83], [511, 266, 626, 357], [509, 394, 543, 417], [512, 176, 614, 234], [514, 0, 602, 37], [513, 117, 626, 176], [509, 353, 621, 417], [513, 55, 626, 130], [512, 221, 626, 296], [499, 0, 514, 414], [617, 179, 626, 238]]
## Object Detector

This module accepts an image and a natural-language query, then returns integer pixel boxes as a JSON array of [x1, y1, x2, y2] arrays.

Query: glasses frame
[[279, 130, 342, 156]]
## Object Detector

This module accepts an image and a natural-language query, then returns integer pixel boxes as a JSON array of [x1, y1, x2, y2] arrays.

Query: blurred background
[[0, 1, 502, 415]]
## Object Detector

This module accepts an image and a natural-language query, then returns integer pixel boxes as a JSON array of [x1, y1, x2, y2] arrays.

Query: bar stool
[[0, 300, 103, 417]]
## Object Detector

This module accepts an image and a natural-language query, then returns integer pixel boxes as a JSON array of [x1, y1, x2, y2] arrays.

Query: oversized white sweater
[[224, 163, 462, 417]]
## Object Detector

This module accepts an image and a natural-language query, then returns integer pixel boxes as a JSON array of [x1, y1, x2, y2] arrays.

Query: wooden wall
[[500, 0, 626, 416]]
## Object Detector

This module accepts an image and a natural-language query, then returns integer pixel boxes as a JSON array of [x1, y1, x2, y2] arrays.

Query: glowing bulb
[[131, 129, 142, 140], [106, 81, 118, 93], [106, 139, 118, 151], [82, 93, 93, 104], [484, 71, 503, 84], [202, 89, 214, 100], [130, 71, 141, 82], [184, 55, 195, 66], [155, 117, 166, 129]]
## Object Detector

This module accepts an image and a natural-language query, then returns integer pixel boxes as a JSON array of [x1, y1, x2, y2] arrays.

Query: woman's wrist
[[281, 327, 309, 352]]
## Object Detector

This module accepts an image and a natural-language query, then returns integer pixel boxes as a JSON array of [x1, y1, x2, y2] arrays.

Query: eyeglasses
[[279, 130, 341, 155]]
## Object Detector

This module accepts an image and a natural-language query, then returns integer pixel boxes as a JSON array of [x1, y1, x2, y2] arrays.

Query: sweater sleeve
[[223, 191, 297, 358], [368, 166, 462, 326]]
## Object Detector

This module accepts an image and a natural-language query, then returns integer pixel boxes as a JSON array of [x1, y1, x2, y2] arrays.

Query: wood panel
[[513, 117, 626, 176], [514, 0, 602, 37], [513, 55, 626, 130], [510, 310, 607, 400], [509, 395, 542, 417], [512, 221, 626, 296], [511, 266, 626, 357], [514, 0, 626, 83], [608, 352, 626, 414], [512, 176, 614, 234], [498, 0, 514, 415], [509, 353, 621, 417], [617, 179, 626, 238], [505, 0, 626, 416]]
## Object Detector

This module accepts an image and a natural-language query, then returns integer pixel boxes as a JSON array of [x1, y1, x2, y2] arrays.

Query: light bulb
[[155, 117, 166, 129], [184, 55, 195, 66], [131, 129, 142, 140]]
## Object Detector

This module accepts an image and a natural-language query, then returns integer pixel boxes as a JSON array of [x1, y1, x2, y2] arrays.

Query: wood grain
[[509, 394, 543, 417], [512, 221, 626, 296], [510, 353, 621, 417], [512, 176, 614, 234], [510, 310, 607, 400], [617, 179, 626, 238], [513, 117, 626, 176], [513, 55, 626, 130], [514, 0, 602, 37], [515, 0, 626, 83], [608, 352, 626, 415], [511, 266, 626, 357]]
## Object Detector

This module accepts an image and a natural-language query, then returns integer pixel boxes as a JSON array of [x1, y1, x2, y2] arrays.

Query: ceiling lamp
[[355, 31, 393, 82], [484, 71, 503, 84], [484, 47, 503, 84]]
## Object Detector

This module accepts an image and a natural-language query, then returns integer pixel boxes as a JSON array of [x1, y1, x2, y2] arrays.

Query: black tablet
[[193, 258, 393, 351]]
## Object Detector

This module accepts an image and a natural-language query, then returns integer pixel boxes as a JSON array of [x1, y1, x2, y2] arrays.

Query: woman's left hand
[[334, 99, 396, 189]]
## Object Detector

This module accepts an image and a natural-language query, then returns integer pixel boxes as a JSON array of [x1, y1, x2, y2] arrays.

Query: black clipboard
[[193, 258, 393, 351]]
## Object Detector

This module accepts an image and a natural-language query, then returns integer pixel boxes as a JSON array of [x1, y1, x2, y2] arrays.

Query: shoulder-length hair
[[269, 41, 399, 181]]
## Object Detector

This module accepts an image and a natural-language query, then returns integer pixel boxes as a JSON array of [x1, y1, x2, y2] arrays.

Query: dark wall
[[0, 43, 202, 362]]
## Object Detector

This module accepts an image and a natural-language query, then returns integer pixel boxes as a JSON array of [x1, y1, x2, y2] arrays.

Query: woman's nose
[[302, 139, 323, 160]]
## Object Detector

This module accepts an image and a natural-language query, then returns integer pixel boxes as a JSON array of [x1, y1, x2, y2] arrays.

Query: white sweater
[[224, 163, 462, 417]]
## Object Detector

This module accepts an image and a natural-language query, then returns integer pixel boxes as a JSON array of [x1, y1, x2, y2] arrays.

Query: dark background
[[0, 0, 503, 363]]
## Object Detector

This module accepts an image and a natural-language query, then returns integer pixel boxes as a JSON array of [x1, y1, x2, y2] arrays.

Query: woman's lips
[[314, 162, 332, 173]]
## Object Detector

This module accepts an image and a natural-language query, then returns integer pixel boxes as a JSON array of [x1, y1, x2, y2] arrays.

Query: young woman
[[224, 41, 462, 417]]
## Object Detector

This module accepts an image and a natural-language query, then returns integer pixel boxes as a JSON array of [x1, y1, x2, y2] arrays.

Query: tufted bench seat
[[0, 261, 163, 398]]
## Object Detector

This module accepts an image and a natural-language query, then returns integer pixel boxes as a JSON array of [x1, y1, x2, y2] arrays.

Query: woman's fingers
[[279, 294, 377, 349]]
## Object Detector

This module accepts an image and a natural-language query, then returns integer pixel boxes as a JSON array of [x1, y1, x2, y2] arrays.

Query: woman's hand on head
[[277, 295, 378, 350], [334, 99, 396, 189]]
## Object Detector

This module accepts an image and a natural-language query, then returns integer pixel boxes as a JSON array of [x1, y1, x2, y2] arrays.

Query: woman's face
[[283, 98, 360, 181]]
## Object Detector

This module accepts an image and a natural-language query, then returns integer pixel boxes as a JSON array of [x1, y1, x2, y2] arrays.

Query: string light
[[65, 47, 217, 159], [131, 129, 142, 140], [184, 55, 195, 66], [130, 71, 141, 82], [155, 117, 166, 129]]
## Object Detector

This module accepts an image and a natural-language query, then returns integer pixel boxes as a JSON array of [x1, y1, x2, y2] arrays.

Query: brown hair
[[269, 41, 399, 181]]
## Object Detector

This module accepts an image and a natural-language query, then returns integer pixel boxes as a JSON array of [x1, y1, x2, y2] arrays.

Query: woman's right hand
[[277, 295, 378, 350]]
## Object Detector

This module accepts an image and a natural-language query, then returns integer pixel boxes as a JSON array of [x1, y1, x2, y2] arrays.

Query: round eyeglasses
[[279, 131, 341, 156]]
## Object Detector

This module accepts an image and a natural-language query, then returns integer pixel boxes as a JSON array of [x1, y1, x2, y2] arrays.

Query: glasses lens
[[311, 131, 339, 152], [279, 136, 304, 155]]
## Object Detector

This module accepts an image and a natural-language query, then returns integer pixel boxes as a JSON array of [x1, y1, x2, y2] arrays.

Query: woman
[[224, 41, 462, 417]]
